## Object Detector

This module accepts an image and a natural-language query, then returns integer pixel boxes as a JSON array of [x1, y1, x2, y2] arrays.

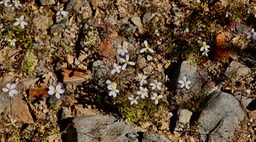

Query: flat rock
[[62, 115, 171, 142], [198, 91, 247, 142], [175, 109, 193, 131], [33, 14, 53, 33], [225, 61, 251, 83], [131, 16, 144, 33], [0, 92, 34, 124], [57, 68, 92, 84], [39, 0, 55, 5]]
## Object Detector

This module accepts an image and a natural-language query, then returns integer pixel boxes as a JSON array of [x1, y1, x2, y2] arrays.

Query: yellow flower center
[[8, 88, 13, 91], [54, 89, 58, 93], [19, 19, 23, 23], [142, 90, 146, 93], [146, 46, 150, 50]]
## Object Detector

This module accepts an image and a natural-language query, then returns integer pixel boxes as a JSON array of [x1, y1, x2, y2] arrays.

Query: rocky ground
[[0, 0, 256, 141]]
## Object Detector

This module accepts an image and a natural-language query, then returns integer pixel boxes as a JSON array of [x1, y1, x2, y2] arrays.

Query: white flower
[[151, 93, 163, 105], [178, 76, 191, 89], [8, 38, 16, 47], [165, 75, 169, 82], [2, 83, 18, 97], [14, 15, 28, 29], [128, 95, 139, 105], [140, 40, 154, 53], [185, 28, 189, 33], [246, 29, 256, 40], [0, 0, 10, 7], [202, 49, 209, 56], [117, 44, 128, 56], [12, 0, 21, 8], [48, 84, 64, 99], [5, 115, 17, 128], [137, 86, 148, 99], [109, 87, 119, 97], [106, 80, 117, 90], [56, 7, 68, 17], [111, 63, 121, 74], [200, 41, 210, 51], [136, 74, 147, 86], [225, 12, 232, 18], [120, 55, 135, 70], [150, 80, 162, 90]]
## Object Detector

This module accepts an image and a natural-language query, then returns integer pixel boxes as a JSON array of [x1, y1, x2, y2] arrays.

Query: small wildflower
[[120, 55, 135, 70], [109, 87, 119, 97], [200, 41, 210, 51], [137, 86, 148, 99], [14, 15, 28, 29], [246, 28, 256, 40], [2, 83, 18, 97], [202, 49, 209, 56], [56, 7, 68, 17], [111, 63, 121, 74], [0, 0, 10, 7], [136, 74, 147, 85], [128, 95, 139, 105], [12, 0, 21, 8], [48, 84, 64, 99], [150, 80, 162, 90], [225, 12, 232, 18], [151, 93, 163, 105], [184, 28, 189, 33], [178, 76, 191, 89], [8, 38, 16, 47], [165, 75, 169, 82], [140, 40, 154, 53], [117, 44, 128, 56], [106, 80, 117, 90], [5, 116, 17, 128]]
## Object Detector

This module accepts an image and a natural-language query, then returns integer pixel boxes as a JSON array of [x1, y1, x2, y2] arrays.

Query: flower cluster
[[246, 28, 256, 40], [106, 80, 119, 97], [0, 0, 21, 9], [200, 41, 210, 56], [106, 40, 164, 105], [2, 82, 65, 99], [135, 74, 163, 105]]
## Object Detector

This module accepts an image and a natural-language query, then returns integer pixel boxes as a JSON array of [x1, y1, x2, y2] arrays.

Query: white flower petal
[[11, 84, 16, 89], [120, 58, 126, 63], [11, 90, 18, 95], [122, 64, 127, 70], [2, 88, 8, 92], [128, 61, 135, 65], [55, 93, 61, 99], [58, 89, 64, 94], [6, 83, 11, 88], [9, 92, 14, 97], [106, 80, 111, 84], [140, 48, 146, 53], [144, 40, 148, 46]]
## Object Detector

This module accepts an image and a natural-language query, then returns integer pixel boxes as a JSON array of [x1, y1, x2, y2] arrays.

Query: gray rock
[[198, 91, 247, 142], [92, 60, 110, 87], [225, 61, 251, 83], [142, 12, 152, 24], [175, 109, 193, 131], [137, 55, 147, 69], [65, 115, 171, 142], [33, 14, 53, 33], [50, 19, 69, 34], [39, 0, 55, 5]]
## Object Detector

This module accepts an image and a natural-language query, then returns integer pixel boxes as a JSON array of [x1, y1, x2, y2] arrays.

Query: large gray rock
[[63, 115, 171, 142], [198, 91, 247, 142]]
